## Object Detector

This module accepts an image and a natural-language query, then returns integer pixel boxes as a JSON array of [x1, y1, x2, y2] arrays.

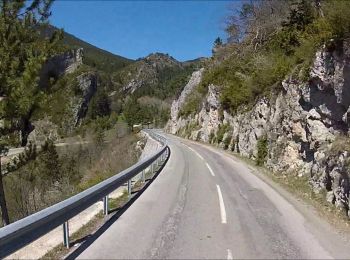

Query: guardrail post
[[103, 195, 109, 216], [142, 169, 145, 183], [63, 221, 70, 249], [127, 180, 132, 197]]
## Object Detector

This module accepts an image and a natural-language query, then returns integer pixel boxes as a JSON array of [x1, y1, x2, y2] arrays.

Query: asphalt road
[[76, 133, 350, 259]]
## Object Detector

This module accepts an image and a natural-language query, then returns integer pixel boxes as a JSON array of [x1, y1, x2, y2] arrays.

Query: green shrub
[[256, 136, 268, 166], [216, 124, 231, 144], [199, 0, 350, 114], [209, 130, 215, 144], [223, 134, 232, 150], [231, 137, 236, 152], [179, 91, 203, 118]]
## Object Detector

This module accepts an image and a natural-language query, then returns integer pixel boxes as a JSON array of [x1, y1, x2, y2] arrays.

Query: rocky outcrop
[[70, 72, 98, 127], [40, 48, 83, 87], [31, 70, 98, 139], [166, 68, 204, 133], [118, 53, 184, 94], [27, 118, 59, 144], [167, 40, 350, 214]]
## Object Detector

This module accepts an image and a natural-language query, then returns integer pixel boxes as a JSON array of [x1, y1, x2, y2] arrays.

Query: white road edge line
[[227, 249, 233, 260], [206, 163, 215, 177], [216, 184, 227, 224]]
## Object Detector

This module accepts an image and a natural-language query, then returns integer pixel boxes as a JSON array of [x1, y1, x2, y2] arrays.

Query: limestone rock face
[[167, 40, 350, 212], [72, 72, 98, 126], [33, 71, 97, 138], [28, 119, 59, 145], [40, 48, 83, 87], [165, 68, 204, 135]]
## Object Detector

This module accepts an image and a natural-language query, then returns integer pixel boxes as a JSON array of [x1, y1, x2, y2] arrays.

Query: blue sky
[[50, 1, 240, 61]]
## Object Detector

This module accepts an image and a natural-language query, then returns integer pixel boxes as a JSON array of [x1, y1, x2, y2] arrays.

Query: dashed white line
[[186, 146, 205, 161], [216, 184, 227, 224], [227, 249, 233, 260], [206, 163, 215, 177]]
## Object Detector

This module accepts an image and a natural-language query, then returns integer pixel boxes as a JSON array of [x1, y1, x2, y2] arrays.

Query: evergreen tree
[[0, 0, 62, 226], [283, 0, 315, 31], [38, 140, 60, 185], [87, 90, 111, 119], [214, 37, 223, 47]]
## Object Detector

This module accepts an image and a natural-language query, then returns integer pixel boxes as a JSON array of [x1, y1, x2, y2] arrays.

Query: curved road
[[76, 133, 350, 259]]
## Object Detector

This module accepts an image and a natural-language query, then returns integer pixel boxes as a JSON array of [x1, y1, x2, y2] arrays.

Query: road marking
[[227, 249, 233, 260], [216, 184, 227, 224], [206, 163, 215, 177], [187, 146, 205, 161]]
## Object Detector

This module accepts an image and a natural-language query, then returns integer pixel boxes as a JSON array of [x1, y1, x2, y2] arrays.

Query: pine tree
[[214, 37, 223, 47], [0, 0, 62, 226], [284, 0, 315, 31]]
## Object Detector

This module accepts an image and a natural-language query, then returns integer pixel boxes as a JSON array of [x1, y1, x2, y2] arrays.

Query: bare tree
[[226, 0, 292, 49]]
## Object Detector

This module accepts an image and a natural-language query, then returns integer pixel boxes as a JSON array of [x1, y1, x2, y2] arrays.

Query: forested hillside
[[62, 30, 134, 73]]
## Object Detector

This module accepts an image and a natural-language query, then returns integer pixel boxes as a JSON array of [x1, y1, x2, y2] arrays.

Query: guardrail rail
[[0, 130, 169, 258]]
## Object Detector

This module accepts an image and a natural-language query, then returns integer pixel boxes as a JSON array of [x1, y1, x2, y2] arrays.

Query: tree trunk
[[0, 156, 10, 226]]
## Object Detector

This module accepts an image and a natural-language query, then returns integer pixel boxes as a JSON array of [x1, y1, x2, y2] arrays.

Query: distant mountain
[[34, 26, 203, 137], [110, 52, 202, 101], [62, 30, 134, 73]]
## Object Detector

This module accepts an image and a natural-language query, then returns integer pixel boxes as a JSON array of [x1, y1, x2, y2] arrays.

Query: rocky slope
[[166, 40, 350, 214], [39, 48, 84, 86], [28, 48, 99, 142], [120, 53, 180, 94], [111, 52, 195, 96]]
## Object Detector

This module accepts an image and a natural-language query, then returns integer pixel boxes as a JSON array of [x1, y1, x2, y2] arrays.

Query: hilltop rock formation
[[167, 40, 350, 214], [114, 53, 185, 94]]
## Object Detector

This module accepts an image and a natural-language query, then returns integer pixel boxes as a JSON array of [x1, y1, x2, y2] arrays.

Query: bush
[[200, 0, 350, 114], [223, 134, 232, 150], [256, 136, 268, 166], [209, 130, 215, 144], [231, 137, 236, 152], [179, 91, 203, 118], [4, 140, 81, 221], [216, 124, 231, 144]]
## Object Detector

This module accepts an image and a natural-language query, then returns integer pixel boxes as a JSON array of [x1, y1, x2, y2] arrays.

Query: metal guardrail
[[0, 130, 169, 258]]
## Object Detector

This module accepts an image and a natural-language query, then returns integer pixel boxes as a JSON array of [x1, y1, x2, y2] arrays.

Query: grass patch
[[109, 190, 129, 210], [39, 156, 163, 259], [41, 187, 136, 259], [40, 212, 104, 260]]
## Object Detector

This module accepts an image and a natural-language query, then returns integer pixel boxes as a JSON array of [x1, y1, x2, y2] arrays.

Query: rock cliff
[[166, 40, 350, 214], [28, 49, 97, 142], [39, 48, 83, 87]]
